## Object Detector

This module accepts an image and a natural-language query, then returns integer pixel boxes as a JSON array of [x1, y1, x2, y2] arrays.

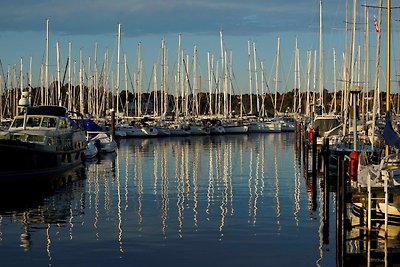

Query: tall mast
[[386, 0, 391, 114], [116, 23, 121, 118], [161, 37, 168, 119], [313, 50, 317, 116], [56, 41, 61, 106], [319, 0, 324, 110], [193, 45, 198, 117], [152, 63, 158, 116], [247, 41, 253, 115], [260, 61, 265, 118], [94, 42, 99, 117], [306, 50, 311, 117], [253, 42, 259, 114], [386, 0, 391, 157], [363, 2, 369, 121], [124, 53, 128, 117], [220, 31, 224, 86], [207, 52, 212, 116], [294, 37, 298, 114], [333, 48, 337, 113], [176, 34, 182, 120], [296, 39, 301, 115], [45, 18, 49, 106], [68, 42, 72, 112], [79, 49, 84, 115], [137, 42, 142, 118], [20, 57, 23, 99], [274, 36, 280, 117]]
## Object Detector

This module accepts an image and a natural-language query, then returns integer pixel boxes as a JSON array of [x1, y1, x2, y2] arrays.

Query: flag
[[374, 15, 380, 33]]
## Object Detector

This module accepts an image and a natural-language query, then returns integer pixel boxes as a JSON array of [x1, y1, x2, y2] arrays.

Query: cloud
[[0, 0, 345, 37]]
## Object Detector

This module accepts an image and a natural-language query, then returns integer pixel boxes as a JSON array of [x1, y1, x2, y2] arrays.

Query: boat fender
[[309, 128, 314, 142], [349, 151, 359, 181]]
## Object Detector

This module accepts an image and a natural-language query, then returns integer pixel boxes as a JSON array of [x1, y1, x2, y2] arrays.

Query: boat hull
[[352, 202, 400, 226], [0, 136, 85, 180]]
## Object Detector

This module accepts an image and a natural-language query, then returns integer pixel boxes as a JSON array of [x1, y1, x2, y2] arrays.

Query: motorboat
[[84, 141, 98, 159], [0, 105, 87, 179], [88, 132, 117, 153]]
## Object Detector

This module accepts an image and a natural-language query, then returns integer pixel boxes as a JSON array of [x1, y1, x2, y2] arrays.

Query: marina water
[[0, 133, 336, 266]]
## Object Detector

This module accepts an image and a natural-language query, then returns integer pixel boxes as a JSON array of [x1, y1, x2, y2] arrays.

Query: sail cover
[[383, 113, 400, 149]]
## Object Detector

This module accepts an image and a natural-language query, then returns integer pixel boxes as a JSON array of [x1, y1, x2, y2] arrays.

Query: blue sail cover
[[79, 118, 103, 131], [383, 113, 400, 149]]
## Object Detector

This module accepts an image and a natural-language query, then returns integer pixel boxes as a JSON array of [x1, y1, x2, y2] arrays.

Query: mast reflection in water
[[0, 133, 336, 267]]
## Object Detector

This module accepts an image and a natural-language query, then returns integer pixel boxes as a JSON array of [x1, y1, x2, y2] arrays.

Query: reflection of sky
[[0, 134, 336, 267]]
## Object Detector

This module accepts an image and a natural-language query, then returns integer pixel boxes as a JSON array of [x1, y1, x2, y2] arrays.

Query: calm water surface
[[0, 133, 336, 266]]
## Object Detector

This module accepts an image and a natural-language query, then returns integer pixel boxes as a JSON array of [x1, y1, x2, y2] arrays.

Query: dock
[[296, 121, 400, 266]]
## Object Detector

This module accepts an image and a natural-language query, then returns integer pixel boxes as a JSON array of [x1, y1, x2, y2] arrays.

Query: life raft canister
[[349, 151, 359, 181]]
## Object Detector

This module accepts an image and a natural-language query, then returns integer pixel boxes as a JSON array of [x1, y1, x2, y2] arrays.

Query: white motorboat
[[89, 132, 117, 153]]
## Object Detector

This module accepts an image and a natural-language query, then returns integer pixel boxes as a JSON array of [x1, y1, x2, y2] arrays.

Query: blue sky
[[0, 0, 396, 94]]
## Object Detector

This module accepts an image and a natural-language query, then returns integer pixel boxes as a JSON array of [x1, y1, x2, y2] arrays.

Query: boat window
[[26, 116, 42, 128], [11, 118, 24, 128], [41, 117, 57, 128], [59, 118, 67, 128]]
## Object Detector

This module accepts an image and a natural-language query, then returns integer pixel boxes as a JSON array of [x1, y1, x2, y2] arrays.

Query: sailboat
[[310, 0, 343, 146]]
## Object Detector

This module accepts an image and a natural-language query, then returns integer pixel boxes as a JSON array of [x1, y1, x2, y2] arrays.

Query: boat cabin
[[313, 115, 341, 137], [9, 106, 71, 131]]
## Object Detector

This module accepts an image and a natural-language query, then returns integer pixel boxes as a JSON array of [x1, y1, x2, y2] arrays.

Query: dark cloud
[[0, 0, 347, 37]]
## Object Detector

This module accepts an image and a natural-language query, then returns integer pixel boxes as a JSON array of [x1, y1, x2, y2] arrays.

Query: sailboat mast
[[253, 42, 259, 114], [124, 53, 128, 117], [152, 64, 158, 116], [274, 37, 280, 117], [247, 41, 252, 116], [333, 48, 337, 113], [319, 0, 324, 110], [177, 34, 182, 121], [386, 0, 391, 157], [136, 42, 142, 117], [116, 23, 121, 119], [56, 41, 61, 106], [386, 0, 391, 114], [207, 52, 212, 116], [68, 42, 72, 112], [45, 18, 49, 106], [193, 45, 198, 117], [79, 49, 84, 115], [306, 50, 311, 117]]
